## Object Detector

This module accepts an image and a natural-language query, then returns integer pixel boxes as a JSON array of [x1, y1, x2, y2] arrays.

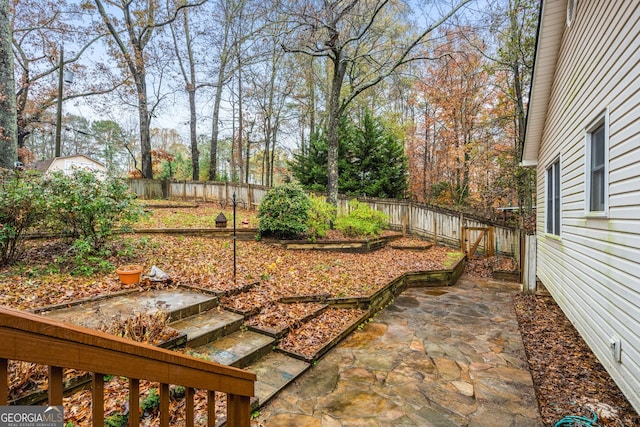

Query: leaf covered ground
[[2, 204, 638, 425], [514, 291, 640, 426]]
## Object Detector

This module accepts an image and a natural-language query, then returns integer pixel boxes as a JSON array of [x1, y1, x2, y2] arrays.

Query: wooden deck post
[[207, 390, 217, 427], [0, 358, 7, 405], [48, 366, 63, 406], [226, 393, 251, 427], [160, 383, 170, 427], [92, 373, 105, 427], [129, 378, 140, 427], [186, 387, 195, 427]]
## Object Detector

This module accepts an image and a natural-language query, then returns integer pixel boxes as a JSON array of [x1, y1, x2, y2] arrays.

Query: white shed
[[34, 155, 107, 176], [522, 0, 640, 414]]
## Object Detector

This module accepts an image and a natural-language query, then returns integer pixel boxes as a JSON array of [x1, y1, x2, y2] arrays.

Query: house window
[[586, 113, 608, 214], [546, 159, 561, 235]]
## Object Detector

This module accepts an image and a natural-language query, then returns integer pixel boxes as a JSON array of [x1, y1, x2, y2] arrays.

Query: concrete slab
[[40, 288, 217, 328]]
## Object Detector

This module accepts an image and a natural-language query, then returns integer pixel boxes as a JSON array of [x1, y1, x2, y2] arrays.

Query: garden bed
[[277, 308, 369, 362], [275, 233, 402, 253], [245, 302, 327, 338]]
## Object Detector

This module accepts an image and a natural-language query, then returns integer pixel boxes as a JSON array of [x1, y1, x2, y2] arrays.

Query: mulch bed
[[514, 293, 640, 426], [278, 308, 367, 358], [245, 302, 325, 335]]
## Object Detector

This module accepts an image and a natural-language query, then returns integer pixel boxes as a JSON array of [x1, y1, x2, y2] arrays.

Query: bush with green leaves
[[306, 194, 336, 241], [141, 388, 160, 413], [258, 184, 311, 239], [43, 170, 144, 252], [104, 413, 128, 427], [335, 200, 389, 238], [0, 170, 45, 265]]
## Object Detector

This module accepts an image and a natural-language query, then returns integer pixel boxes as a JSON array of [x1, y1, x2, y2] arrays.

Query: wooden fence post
[[461, 226, 466, 256], [433, 216, 438, 245], [488, 226, 495, 257]]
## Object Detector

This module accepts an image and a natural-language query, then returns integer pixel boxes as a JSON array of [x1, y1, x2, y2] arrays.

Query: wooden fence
[[337, 196, 521, 258], [128, 180, 522, 260]]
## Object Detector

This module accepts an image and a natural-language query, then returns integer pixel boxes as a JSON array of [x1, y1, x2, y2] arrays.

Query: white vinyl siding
[[533, 0, 640, 414]]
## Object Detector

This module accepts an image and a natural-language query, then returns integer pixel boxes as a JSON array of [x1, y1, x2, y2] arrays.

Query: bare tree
[[90, 0, 206, 178], [10, 0, 118, 162], [169, 7, 201, 180], [279, 0, 471, 205]]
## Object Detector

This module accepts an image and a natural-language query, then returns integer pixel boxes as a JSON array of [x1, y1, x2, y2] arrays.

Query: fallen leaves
[[0, 204, 475, 425], [514, 294, 640, 426], [245, 302, 325, 334], [278, 308, 367, 358]]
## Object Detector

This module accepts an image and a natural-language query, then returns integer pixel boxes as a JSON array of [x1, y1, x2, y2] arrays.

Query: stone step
[[247, 352, 310, 408], [192, 330, 275, 368], [170, 308, 244, 347], [39, 288, 218, 329]]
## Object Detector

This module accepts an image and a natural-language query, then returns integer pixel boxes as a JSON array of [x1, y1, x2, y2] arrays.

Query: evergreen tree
[[289, 129, 329, 193], [291, 111, 408, 199], [340, 110, 407, 198]]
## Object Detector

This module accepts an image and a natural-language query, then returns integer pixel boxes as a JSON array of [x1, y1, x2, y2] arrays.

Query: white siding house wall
[[533, 1, 640, 412]]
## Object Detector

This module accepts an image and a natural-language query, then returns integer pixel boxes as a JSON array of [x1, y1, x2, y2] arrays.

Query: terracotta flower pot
[[116, 265, 144, 285]]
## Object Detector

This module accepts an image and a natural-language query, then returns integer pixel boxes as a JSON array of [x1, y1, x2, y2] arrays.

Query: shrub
[[335, 200, 389, 238], [104, 414, 128, 427], [306, 195, 336, 241], [258, 184, 311, 239], [43, 170, 144, 252], [96, 311, 178, 345], [141, 388, 160, 413], [0, 170, 45, 265]]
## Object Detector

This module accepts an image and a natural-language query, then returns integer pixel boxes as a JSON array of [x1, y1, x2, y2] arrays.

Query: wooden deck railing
[[0, 306, 256, 426]]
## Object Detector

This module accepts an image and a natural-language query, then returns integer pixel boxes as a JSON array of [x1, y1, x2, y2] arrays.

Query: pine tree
[[289, 130, 329, 194], [291, 111, 408, 199]]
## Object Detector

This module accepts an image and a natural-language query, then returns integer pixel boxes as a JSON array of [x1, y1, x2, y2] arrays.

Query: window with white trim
[[546, 159, 561, 235], [586, 113, 608, 214]]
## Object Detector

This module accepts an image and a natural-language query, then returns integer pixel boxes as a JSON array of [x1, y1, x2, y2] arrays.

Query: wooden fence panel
[[127, 180, 521, 258]]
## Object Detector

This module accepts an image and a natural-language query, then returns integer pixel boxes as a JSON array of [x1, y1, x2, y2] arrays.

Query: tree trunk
[[422, 103, 429, 202], [188, 85, 198, 180], [237, 59, 244, 184], [0, 0, 17, 169], [134, 70, 153, 179], [263, 117, 271, 187], [209, 81, 223, 180], [326, 52, 346, 206], [244, 121, 252, 183]]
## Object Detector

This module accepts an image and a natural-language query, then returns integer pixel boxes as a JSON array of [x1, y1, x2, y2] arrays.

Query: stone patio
[[252, 275, 542, 426]]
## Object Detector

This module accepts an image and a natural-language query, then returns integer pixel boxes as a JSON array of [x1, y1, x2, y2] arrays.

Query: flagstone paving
[[252, 275, 543, 426]]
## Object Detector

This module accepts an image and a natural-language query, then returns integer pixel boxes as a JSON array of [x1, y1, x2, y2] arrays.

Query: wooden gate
[[461, 226, 495, 258]]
